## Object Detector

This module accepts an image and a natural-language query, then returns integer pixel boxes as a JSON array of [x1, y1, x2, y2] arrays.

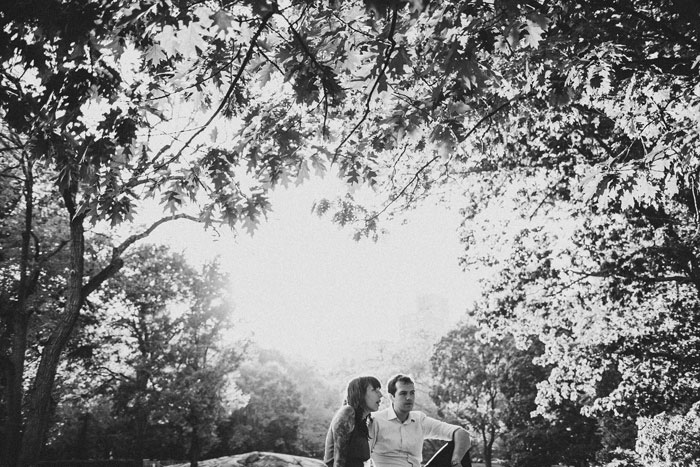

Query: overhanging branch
[[81, 213, 200, 299], [332, 1, 400, 164], [366, 95, 519, 224], [151, 11, 275, 174]]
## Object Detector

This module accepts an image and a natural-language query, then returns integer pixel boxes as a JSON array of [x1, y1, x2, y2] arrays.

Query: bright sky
[[147, 176, 479, 369]]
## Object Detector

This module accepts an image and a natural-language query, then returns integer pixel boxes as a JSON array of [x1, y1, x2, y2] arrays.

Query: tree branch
[[278, 10, 335, 138], [366, 95, 519, 224], [332, 1, 400, 164], [146, 46, 245, 102], [151, 11, 275, 174], [573, 268, 692, 284], [25, 239, 69, 299], [81, 214, 200, 299], [528, 175, 568, 220]]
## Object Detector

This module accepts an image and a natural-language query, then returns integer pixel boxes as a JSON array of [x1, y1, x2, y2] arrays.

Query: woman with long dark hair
[[324, 376, 383, 467]]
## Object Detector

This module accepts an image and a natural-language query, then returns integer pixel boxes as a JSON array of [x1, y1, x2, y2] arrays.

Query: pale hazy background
[[146, 175, 478, 371]]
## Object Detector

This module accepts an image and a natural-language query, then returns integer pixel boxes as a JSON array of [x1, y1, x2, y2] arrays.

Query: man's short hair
[[387, 374, 414, 396]]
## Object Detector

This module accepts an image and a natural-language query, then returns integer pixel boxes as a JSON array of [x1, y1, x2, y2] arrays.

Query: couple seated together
[[324, 374, 471, 467]]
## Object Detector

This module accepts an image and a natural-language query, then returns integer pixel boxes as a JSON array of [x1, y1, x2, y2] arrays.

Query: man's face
[[391, 381, 415, 414]]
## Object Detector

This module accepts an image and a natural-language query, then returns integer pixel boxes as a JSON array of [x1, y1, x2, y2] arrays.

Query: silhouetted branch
[[332, 1, 400, 164], [82, 214, 200, 299]]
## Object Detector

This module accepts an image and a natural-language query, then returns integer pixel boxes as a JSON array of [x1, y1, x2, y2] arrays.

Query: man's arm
[[419, 412, 471, 464], [450, 428, 471, 466]]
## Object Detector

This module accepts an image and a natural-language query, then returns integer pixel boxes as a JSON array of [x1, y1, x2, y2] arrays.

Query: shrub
[[635, 402, 700, 466]]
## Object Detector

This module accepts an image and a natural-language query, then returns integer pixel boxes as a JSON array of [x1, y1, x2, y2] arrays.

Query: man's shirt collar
[[388, 404, 414, 423], [387, 404, 399, 420]]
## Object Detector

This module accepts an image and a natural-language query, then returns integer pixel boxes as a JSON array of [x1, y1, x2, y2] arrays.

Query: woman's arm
[[332, 405, 356, 467]]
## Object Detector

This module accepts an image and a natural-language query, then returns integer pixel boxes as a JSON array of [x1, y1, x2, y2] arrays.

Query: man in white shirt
[[370, 374, 471, 467]]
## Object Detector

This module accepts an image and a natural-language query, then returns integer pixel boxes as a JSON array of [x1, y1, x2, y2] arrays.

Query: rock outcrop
[[170, 452, 326, 467]]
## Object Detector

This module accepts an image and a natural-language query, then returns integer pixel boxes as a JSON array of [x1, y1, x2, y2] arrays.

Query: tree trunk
[[134, 391, 148, 459], [485, 425, 496, 467], [76, 413, 90, 459], [480, 427, 490, 467], [2, 309, 29, 467], [1, 161, 35, 467], [189, 423, 201, 467], [17, 192, 86, 467], [4, 188, 181, 466], [19, 303, 84, 465], [484, 438, 494, 467]]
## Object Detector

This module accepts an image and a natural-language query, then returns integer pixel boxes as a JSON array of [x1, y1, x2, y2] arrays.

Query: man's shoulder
[[410, 410, 429, 420], [412, 411, 454, 427]]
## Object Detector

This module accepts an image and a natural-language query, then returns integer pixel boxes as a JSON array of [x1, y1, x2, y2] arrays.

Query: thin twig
[[277, 10, 333, 137], [366, 95, 519, 223], [528, 174, 567, 220], [332, 1, 400, 164], [146, 46, 244, 102], [150, 11, 275, 175]]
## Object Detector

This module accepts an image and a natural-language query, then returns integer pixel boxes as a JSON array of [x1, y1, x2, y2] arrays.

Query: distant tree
[[431, 324, 510, 467], [209, 347, 336, 458], [594, 412, 638, 466], [340, 295, 451, 409], [498, 337, 600, 467], [266, 351, 338, 458], [44, 246, 246, 466], [101, 245, 201, 460], [496, 338, 554, 467], [157, 260, 246, 467], [41, 394, 120, 461], [636, 401, 700, 466], [218, 352, 305, 456], [432, 323, 602, 467]]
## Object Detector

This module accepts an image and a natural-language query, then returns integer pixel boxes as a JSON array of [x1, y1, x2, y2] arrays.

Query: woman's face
[[364, 385, 382, 412]]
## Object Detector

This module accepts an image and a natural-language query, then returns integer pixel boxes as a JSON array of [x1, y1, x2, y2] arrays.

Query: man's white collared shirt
[[369, 406, 458, 467]]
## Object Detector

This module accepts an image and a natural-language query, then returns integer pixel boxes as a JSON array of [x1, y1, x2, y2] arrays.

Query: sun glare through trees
[[1, 0, 699, 466]]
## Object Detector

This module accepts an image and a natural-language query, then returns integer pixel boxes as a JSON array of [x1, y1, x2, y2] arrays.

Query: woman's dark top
[[324, 406, 370, 467], [345, 422, 371, 467]]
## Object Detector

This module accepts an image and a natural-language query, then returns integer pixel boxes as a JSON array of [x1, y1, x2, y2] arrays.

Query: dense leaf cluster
[[431, 324, 601, 467]]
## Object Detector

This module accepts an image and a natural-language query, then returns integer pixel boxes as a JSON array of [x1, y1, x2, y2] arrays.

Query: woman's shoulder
[[330, 405, 358, 436], [332, 405, 357, 425], [335, 405, 356, 418]]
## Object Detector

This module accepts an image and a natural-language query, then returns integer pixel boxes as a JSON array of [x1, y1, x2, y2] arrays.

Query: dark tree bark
[[189, 420, 201, 467], [18, 185, 86, 467], [2, 158, 35, 467]]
